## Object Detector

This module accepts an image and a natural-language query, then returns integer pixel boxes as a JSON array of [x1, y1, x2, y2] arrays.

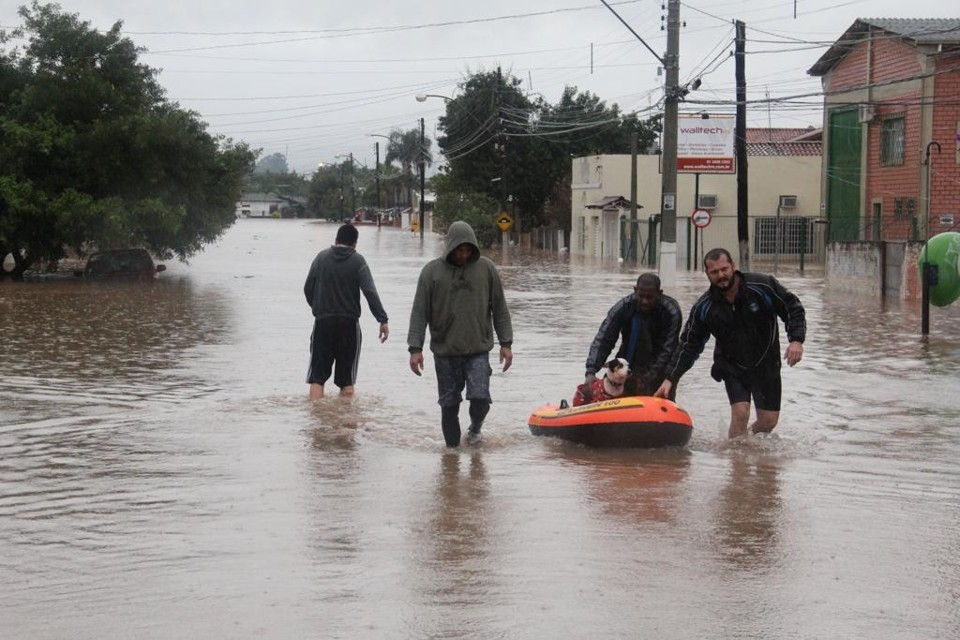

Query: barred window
[[880, 117, 905, 166]]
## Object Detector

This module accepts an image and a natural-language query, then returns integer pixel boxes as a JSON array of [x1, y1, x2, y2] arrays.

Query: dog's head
[[602, 357, 630, 397]]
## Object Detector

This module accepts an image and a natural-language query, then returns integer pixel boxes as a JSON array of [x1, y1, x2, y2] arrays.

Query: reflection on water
[[554, 445, 692, 526], [711, 446, 784, 570], [2, 219, 960, 639]]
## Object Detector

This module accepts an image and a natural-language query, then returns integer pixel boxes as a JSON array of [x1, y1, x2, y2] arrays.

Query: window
[[880, 116, 905, 166], [753, 217, 813, 255]]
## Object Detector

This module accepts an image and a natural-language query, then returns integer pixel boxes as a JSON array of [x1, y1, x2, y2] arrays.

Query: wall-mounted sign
[[691, 209, 713, 228], [677, 115, 736, 174]]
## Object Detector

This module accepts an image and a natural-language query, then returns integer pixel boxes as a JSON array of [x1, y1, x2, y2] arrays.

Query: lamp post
[[418, 117, 425, 240], [412, 97, 441, 241], [415, 93, 451, 103], [921, 141, 941, 336]]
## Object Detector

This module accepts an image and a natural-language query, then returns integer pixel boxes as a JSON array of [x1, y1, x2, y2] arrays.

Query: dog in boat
[[571, 357, 630, 407]]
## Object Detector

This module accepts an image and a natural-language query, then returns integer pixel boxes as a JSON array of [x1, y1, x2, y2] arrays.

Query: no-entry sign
[[691, 209, 712, 228]]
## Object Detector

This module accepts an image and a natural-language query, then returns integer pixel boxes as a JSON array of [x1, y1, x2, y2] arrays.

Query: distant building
[[235, 192, 286, 218], [235, 192, 307, 218], [569, 127, 823, 266], [808, 18, 960, 244]]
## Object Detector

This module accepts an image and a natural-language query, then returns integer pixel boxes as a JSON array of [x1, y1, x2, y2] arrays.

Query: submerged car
[[77, 249, 166, 279]]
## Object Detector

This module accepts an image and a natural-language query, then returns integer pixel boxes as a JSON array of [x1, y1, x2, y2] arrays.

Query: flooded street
[[2, 219, 960, 639]]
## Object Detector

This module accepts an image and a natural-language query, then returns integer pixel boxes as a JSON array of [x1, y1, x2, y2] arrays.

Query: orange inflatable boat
[[528, 396, 693, 448]]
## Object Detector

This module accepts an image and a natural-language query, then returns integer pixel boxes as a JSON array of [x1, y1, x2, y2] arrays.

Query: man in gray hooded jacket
[[304, 223, 389, 399], [407, 221, 513, 447]]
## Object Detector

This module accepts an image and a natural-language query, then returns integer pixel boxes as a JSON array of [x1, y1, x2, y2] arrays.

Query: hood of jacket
[[332, 244, 355, 261], [444, 221, 479, 265]]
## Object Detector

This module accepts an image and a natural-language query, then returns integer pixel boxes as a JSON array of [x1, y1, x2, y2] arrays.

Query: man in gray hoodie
[[304, 224, 389, 399], [407, 221, 513, 447]]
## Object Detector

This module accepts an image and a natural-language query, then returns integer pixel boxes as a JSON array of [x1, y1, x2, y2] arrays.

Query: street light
[[418, 117, 425, 240], [416, 93, 451, 103], [921, 140, 942, 336]]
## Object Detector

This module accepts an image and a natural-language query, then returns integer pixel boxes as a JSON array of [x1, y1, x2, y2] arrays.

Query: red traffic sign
[[691, 209, 712, 228]]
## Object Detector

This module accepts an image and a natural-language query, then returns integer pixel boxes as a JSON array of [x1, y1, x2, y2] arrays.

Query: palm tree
[[385, 127, 432, 212]]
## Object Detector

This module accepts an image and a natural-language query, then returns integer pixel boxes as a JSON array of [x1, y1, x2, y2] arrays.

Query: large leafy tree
[[254, 152, 288, 174], [0, 2, 255, 278], [434, 70, 660, 233]]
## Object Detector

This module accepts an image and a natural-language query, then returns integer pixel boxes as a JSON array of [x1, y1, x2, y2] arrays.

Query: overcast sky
[[1, 0, 956, 173]]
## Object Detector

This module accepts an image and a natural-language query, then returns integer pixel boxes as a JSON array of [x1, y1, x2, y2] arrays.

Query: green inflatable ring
[[919, 232, 960, 307]]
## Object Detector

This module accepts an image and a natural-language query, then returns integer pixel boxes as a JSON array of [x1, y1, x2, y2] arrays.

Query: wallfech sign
[[677, 115, 735, 174]]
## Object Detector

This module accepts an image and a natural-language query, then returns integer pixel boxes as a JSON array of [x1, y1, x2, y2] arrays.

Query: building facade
[[808, 18, 960, 244], [569, 128, 822, 268]]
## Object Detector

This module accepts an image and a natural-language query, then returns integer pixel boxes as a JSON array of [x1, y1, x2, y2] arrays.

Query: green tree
[[384, 126, 432, 213], [244, 170, 310, 199], [254, 152, 288, 174], [0, 2, 255, 279], [307, 162, 346, 220], [434, 70, 660, 234], [431, 171, 499, 248]]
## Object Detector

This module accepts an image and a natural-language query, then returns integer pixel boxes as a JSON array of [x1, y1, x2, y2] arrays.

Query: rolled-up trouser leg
[[441, 405, 461, 447]]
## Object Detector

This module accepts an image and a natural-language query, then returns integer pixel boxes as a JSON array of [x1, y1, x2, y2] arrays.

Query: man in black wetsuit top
[[654, 247, 806, 439]]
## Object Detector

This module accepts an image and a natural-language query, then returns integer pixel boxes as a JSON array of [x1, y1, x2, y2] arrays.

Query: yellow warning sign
[[410, 220, 420, 233], [495, 213, 514, 232]]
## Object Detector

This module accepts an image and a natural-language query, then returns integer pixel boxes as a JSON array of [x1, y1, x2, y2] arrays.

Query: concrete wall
[[825, 241, 924, 300], [825, 242, 883, 296]]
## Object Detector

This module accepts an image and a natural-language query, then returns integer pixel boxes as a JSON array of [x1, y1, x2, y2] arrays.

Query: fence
[[680, 213, 828, 270]]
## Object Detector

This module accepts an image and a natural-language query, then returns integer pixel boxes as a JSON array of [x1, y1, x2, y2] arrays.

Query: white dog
[[601, 357, 631, 397], [572, 357, 631, 406]]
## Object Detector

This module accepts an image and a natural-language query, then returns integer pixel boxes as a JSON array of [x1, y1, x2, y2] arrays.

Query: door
[[826, 108, 862, 242], [602, 210, 620, 261]]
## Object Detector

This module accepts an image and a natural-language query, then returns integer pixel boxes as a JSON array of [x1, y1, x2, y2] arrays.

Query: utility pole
[[374, 142, 381, 228], [659, 0, 681, 287], [735, 20, 750, 269], [349, 152, 355, 222], [630, 131, 638, 264], [338, 164, 344, 222], [418, 117, 425, 241], [496, 66, 508, 246]]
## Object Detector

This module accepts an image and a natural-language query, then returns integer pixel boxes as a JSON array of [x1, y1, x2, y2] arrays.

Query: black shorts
[[721, 367, 782, 411], [306, 316, 361, 388]]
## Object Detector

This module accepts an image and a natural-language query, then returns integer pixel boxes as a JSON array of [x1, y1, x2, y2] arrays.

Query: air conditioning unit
[[779, 195, 798, 208], [697, 194, 718, 209], [858, 103, 876, 124]]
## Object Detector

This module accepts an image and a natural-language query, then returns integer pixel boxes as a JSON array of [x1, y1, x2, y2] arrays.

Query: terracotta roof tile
[[747, 141, 823, 157]]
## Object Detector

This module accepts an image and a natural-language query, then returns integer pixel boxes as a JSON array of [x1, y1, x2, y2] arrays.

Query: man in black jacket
[[304, 224, 389, 399], [654, 247, 806, 438], [582, 272, 682, 402]]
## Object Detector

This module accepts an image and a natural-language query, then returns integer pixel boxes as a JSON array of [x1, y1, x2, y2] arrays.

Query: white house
[[570, 127, 823, 268], [235, 192, 287, 218]]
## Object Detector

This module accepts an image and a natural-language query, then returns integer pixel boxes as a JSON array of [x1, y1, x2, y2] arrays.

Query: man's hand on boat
[[581, 373, 597, 402], [653, 380, 672, 398]]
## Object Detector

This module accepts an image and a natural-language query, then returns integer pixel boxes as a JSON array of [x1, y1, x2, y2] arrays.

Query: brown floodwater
[[2, 219, 959, 639]]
